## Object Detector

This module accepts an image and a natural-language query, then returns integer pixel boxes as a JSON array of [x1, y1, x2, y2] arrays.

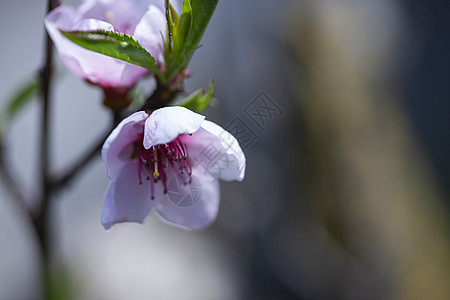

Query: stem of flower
[[141, 73, 188, 111]]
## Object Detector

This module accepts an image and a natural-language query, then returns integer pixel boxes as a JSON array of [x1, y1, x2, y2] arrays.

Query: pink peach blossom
[[101, 107, 246, 230], [45, 0, 167, 88]]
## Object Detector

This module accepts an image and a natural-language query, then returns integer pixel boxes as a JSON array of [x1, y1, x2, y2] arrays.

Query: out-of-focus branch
[[51, 130, 111, 193], [37, 0, 60, 216], [34, 1, 60, 299], [51, 107, 122, 194]]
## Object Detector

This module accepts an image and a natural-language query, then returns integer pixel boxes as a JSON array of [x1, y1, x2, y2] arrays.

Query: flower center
[[134, 137, 192, 200]]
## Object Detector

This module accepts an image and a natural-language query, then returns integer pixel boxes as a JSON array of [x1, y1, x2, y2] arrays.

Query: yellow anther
[[153, 151, 159, 179], [106, 11, 114, 24]]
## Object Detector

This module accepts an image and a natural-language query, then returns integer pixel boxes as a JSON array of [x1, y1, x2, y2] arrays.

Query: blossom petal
[[79, 0, 166, 22], [101, 161, 155, 230], [119, 4, 166, 86], [73, 18, 113, 31], [133, 4, 166, 63], [182, 120, 246, 182], [143, 107, 205, 149], [102, 111, 149, 179], [78, 0, 140, 33], [45, 3, 156, 88], [156, 168, 220, 230]]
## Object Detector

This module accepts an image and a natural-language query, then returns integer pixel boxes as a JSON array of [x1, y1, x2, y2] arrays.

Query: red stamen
[[135, 136, 192, 199]]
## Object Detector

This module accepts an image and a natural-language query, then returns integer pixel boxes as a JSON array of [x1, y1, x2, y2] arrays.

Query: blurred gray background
[[1, 0, 449, 299]]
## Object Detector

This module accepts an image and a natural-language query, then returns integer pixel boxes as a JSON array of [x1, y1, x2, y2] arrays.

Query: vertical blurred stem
[[34, 0, 60, 299]]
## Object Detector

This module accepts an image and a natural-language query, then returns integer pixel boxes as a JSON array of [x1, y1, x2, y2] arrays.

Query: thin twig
[[51, 109, 121, 193], [51, 130, 111, 193]]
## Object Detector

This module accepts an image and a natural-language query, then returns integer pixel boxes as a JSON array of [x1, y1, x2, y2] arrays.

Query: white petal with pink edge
[[101, 161, 157, 230], [155, 168, 220, 230], [143, 106, 205, 149], [183, 120, 246, 182], [102, 111, 148, 179]]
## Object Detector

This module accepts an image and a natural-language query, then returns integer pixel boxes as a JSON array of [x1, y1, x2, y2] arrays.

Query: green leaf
[[164, 0, 218, 82], [176, 80, 215, 113], [173, 0, 192, 55], [165, 2, 175, 53], [176, 89, 203, 108], [168, 2, 180, 27], [185, 0, 218, 55], [61, 30, 163, 78], [5, 78, 41, 118], [0, 77, 41, 138], [197, 79, 215, 112]]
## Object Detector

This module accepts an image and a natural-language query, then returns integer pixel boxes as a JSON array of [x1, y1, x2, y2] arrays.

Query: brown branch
[[51, 109, 121, 193], [34, 1, 60, 299], [37, 0, 60, 213], [51, 129, 111, 193]]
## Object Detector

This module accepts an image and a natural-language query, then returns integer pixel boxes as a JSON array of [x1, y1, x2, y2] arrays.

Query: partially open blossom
[[45, 0, 167, 88], [101, 107, 246, 230]]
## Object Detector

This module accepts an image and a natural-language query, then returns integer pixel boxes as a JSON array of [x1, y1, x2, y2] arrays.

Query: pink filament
[[135, 137, 192, 199]]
